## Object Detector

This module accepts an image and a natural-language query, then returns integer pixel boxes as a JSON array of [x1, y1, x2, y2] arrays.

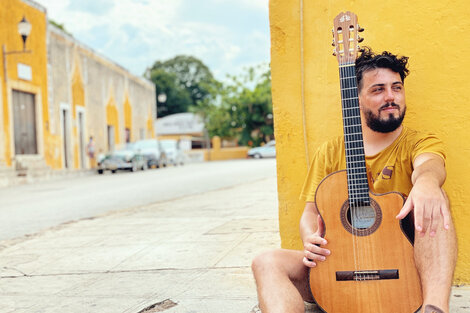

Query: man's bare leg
[[414, 192, 458, 313], [252, 249, 313, 313]]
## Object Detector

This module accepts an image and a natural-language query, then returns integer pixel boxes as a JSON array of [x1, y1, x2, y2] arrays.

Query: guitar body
[[309, 170, 422, 313]]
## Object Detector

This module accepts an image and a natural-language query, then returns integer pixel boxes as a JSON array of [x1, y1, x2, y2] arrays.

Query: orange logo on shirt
[[381, 166, 394, 180]]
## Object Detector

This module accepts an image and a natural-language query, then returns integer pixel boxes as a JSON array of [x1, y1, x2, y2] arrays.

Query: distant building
[[155, 112, 206, 150], [48, 24, 156, 169]]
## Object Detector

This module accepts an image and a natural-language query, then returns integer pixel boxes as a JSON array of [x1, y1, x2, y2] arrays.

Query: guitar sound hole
[[347, 203, 376, 229], [341, 199, 382, 236]]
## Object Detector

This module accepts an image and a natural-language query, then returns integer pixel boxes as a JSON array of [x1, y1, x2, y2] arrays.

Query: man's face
[[358, 68, 406, 133]]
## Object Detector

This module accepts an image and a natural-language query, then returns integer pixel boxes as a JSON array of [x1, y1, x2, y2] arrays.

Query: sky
[[34, 0, 270, 81]]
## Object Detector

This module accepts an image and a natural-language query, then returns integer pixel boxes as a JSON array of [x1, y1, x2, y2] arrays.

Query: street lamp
[[157, 93, 167, 118], [157, 93, 167, 104], [2, 16, 32, 83], [18, 16, 32, 50]]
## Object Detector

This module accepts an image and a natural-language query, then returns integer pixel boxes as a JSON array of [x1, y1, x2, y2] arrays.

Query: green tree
[[146, 55, 219, 118], [149, 69, 192, 117], [193, 65, 273, 147], [225, 66, 273, 146]]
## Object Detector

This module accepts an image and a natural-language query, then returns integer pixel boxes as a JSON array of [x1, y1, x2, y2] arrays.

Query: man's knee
[[252, 250, 280, 277]]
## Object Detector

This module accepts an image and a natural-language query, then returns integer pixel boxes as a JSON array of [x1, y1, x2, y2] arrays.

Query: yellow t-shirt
[[299, 126, 446, 202]]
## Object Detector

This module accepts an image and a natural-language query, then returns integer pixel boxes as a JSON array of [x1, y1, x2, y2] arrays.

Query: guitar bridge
[[336, 269, 399, 281]]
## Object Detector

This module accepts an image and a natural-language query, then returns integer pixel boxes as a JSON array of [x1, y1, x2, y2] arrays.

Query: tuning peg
[[357, 37, 364, 43], [358, 46, 365, 52], [332, 39, 336, 46], [357, 25, 364, 32], [332, 48, 337, 56]]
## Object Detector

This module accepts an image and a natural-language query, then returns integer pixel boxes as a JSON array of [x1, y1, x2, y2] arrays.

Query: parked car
[[160, 139, 185, 166], [247, 140, 276, 158], [133, 139, 168, 168], [97, 143, 147, 174]]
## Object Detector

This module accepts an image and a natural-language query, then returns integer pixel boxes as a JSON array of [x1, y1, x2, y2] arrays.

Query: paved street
[[0, 164, 280, 313], [0, 159, 276, 241]]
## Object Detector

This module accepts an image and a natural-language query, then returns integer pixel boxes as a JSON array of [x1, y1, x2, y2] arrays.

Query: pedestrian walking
[[86, 136, 96, 168]]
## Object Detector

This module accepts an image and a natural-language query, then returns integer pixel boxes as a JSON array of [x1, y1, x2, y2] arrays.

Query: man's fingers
[[303, 257, 317, 268], [441, 204, 451, 230], [441, 190, 451, 230], [421, 202, 433, 234], [304, 250, 327, 262], [397, 197, 413, 219], [305, 243, 330, 256], [414, 203, 424, 233], [429, 207, 438, 237]]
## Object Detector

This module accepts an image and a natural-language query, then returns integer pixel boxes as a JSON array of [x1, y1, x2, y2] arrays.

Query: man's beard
[[363, 103, 406, 133]]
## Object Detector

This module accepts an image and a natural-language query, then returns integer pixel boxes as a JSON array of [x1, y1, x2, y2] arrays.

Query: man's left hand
[[396, 153, 450, 236]]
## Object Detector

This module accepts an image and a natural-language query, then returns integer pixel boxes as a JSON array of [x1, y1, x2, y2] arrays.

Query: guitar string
[[340, 64, 360, 277], [341, 64, 371, 280]]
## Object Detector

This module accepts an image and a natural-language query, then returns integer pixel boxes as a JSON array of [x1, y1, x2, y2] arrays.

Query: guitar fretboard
[[339, 64, 370, 205]]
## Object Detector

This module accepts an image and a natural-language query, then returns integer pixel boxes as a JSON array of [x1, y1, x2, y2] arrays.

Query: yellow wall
[[71, 62, 85, 169], [106, 96, 120, 145], [147, 115, 155, 139], [270, 0, 470, 283], [123, 94, 132, 141], [0, 0, 51, 166], [206, 136, 249, 161]]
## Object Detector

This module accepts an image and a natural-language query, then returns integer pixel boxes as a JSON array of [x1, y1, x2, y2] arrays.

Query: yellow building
[[0, 0, 156, 179], [0, 0, 49, 173], [48, 25, 156, 170], [270, 0, 470, 283]]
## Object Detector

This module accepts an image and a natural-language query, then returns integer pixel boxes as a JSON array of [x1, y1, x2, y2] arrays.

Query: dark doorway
[[107, 125, 115, 151], [13, 90, 37, 155], [61, 108, 69, 168], [78, 111, 85, 168]]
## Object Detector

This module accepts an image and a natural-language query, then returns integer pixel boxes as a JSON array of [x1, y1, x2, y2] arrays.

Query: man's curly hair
[[355, 47, 409, 92]]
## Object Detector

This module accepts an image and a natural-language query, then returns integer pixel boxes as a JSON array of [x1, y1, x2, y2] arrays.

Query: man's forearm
[[412, 155, 446, 187], [300, 202, 319, 243]]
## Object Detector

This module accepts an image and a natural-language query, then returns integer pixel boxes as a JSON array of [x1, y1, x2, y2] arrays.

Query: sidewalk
[[0, 176, 468, 313]]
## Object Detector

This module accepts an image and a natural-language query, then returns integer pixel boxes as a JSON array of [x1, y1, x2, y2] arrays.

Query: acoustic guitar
[[308, 12, 422, 313]]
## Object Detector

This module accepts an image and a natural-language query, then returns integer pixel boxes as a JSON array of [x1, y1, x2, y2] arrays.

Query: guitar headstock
[[332, 11, 364, 65]]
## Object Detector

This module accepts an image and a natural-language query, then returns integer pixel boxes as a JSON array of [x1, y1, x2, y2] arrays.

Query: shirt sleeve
[[299, 141, 335, 202], [411, 133, 446, 163]]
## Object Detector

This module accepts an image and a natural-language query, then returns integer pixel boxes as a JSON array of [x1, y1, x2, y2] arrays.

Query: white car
[[247, 140, 276, 158], [134, 139, 168, 168], [160, 139, 185, 165]]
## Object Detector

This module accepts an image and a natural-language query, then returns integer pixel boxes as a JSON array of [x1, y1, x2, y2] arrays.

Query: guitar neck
[[339, 63, 370, 205]]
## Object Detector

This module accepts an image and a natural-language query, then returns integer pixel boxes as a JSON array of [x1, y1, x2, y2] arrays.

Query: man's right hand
[[302, 215, 330, 267]]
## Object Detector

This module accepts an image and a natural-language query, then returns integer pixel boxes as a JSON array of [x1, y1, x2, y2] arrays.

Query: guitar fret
[[342, 97, 359, 101], [348, 189, 369, 193], [340, 76, 356, 80], [341, 87, 357, 90], [348, 179, 368, 183], [347, 181, 368, 185]]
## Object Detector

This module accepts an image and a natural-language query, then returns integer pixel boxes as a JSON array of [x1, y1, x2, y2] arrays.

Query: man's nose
[[384, 87, 395, 103]]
